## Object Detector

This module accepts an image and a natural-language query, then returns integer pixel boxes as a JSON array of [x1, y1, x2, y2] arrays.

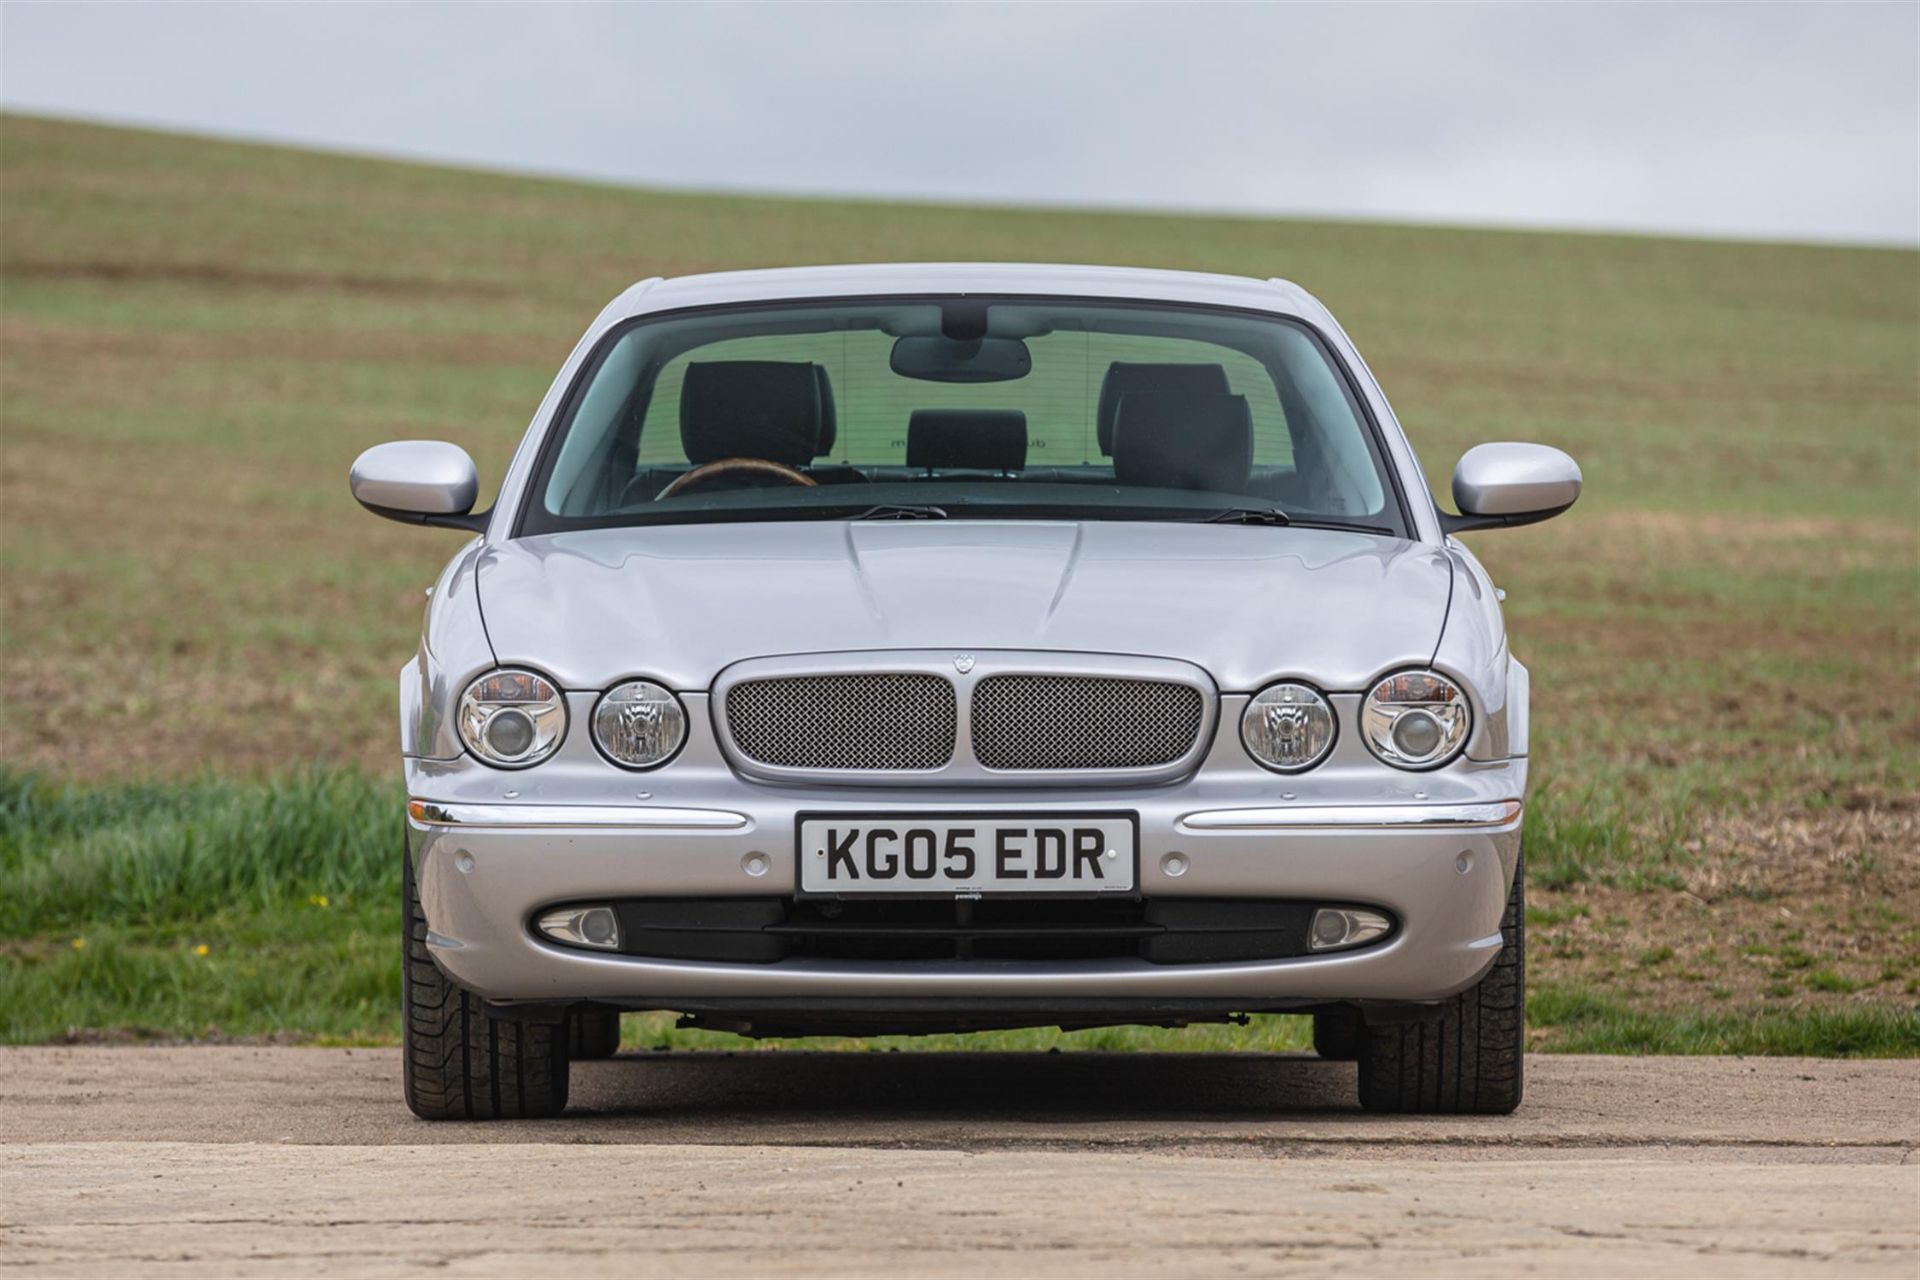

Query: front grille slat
[[970, 675, 1204, 771], [725, 673, 955, 771]]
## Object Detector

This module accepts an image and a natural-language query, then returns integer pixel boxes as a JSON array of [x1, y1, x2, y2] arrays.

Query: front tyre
[[402, 845, 570, 1120], [1357, 846, 1525, 1115]]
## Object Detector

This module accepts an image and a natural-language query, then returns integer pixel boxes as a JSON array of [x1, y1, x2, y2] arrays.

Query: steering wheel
[[657, 457, 818, 500]]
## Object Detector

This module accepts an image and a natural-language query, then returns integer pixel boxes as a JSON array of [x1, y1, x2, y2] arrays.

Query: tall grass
[[0, 767, 399, 934]]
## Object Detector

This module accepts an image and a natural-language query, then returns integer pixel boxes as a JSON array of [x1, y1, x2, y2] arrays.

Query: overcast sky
[[3, 2, 1916, 245]]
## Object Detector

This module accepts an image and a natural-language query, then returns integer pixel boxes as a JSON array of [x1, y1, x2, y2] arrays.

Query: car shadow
[[564, 1050, 1362, 1135]]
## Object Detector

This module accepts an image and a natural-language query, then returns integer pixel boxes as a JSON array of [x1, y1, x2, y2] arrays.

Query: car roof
[[603, 263, 1326, 323]]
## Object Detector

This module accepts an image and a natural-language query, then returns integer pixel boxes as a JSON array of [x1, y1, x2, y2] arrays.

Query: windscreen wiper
[[1201, 507, 1393, 536], [850, 503, 950, 520], [1287, 517, 1395, 535], [1202, 507, 1291, 526]]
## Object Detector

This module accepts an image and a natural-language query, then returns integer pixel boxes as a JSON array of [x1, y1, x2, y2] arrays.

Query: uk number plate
[[798, 815, 1137, 895]]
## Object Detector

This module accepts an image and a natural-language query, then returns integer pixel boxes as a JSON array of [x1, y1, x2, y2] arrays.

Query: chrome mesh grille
[[971, 676, 1205, 771], [724, 674, 956, 771]]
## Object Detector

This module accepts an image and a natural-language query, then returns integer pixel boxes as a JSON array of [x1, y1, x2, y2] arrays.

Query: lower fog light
[[537, 905, 622, 951], [1308, 907, 1393, 953]]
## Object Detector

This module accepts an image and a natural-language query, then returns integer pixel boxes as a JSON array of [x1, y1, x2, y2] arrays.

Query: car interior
[[608, 359, 1335, 508], [533, 300, 1397, 531]]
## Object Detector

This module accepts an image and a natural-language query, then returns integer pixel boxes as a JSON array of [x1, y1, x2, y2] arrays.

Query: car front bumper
[[405, 753, 1527, 1009]]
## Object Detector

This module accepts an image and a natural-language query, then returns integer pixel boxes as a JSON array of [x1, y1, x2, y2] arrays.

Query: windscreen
[[526, 297, 1402, 536]]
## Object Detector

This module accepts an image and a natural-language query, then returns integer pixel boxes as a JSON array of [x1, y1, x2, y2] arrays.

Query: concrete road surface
[[2, 1048, 1915, 1276]]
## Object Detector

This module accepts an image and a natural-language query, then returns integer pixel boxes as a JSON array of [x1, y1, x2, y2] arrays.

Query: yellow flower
[[193, 944, 210, 957], [70, 937, 86, 951], [308, 894, 330, 908]]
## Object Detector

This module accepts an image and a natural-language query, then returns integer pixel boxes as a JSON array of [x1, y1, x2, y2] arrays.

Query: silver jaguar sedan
[[351, 263, 1580, 1120]]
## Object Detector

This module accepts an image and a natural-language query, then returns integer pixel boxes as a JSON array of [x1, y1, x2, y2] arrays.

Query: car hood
[[475, 522, 1453, 693]]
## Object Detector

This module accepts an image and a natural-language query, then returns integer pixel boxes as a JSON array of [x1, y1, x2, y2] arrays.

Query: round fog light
[[1309, 907, 1394, 953], [581, 909, 618, 946], [536, 905, 623, 952], [1311, 911, 1350, 949]]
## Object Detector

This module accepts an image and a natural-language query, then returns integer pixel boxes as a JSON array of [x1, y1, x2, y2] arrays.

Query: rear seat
[[906, 410, 1028, 475]]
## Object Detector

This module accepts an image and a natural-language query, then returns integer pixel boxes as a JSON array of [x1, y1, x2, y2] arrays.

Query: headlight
[[458, 669, 567, 768], [1240, 681, 1336, 772], [1361, 670, 1471, 769], [591, 679, 688, 769]]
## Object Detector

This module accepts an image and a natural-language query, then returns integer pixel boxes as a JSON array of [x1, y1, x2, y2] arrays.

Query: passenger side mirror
[[349, 440, 487, 532], [1441, 442, 1581, 534]]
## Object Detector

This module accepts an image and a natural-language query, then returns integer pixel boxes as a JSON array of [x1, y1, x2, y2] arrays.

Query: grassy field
[[1, 113, 1915, 1052]]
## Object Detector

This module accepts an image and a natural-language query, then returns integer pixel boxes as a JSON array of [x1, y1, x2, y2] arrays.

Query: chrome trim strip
[[1177, 800, 1522, 832], [408, 800, 750, 830]]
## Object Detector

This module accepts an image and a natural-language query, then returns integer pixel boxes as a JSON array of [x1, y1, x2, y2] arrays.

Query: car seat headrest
[[906, 410, 1028, 472], [1095, 362, 1231, 455], [679, 361, 825, 466], [1111, 392, 1253, 494]]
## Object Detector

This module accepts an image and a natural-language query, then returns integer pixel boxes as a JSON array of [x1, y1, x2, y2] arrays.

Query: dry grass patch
[[1528, 802, 1920, 1042]]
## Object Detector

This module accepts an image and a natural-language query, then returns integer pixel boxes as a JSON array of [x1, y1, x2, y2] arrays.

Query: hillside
[[1, 113, 1914, 1047]]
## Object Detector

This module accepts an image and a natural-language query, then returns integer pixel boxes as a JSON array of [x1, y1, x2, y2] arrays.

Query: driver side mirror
[[349, 440, 487, 532], [1442, 442, 1582, 534]]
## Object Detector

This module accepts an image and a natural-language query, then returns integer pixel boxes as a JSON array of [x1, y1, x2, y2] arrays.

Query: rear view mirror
[[1444, 442, 1581, 533], [349, 440, 486, 532], [890, 335, 1032, 383]]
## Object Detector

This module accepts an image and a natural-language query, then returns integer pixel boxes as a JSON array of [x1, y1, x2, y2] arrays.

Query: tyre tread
[[401, 845, 569, 1120], [1358, 847, 1525, 1115]]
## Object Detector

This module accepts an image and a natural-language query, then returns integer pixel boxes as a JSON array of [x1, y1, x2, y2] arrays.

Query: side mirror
[[1442, 442, 1581, 534], [349, 441, 487, 532]]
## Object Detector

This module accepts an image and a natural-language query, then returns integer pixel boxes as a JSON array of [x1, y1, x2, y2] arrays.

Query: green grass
[[1531, 986, 1920, 1057], [1, 113, 1915, 1053], [0, 767, 394, 935], [4, 903, 397, 1045]]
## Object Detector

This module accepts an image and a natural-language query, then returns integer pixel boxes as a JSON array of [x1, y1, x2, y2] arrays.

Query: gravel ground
[[2, 1048, 1915, 1276]]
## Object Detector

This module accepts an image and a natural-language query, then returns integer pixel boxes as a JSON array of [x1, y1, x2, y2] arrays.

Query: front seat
[[621, 361, 827, 505], [1094, 362, 1231, 456], [805, 364, 870, 485], [678, 360, 825, 467], [1110, 391, 1253, 495]]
